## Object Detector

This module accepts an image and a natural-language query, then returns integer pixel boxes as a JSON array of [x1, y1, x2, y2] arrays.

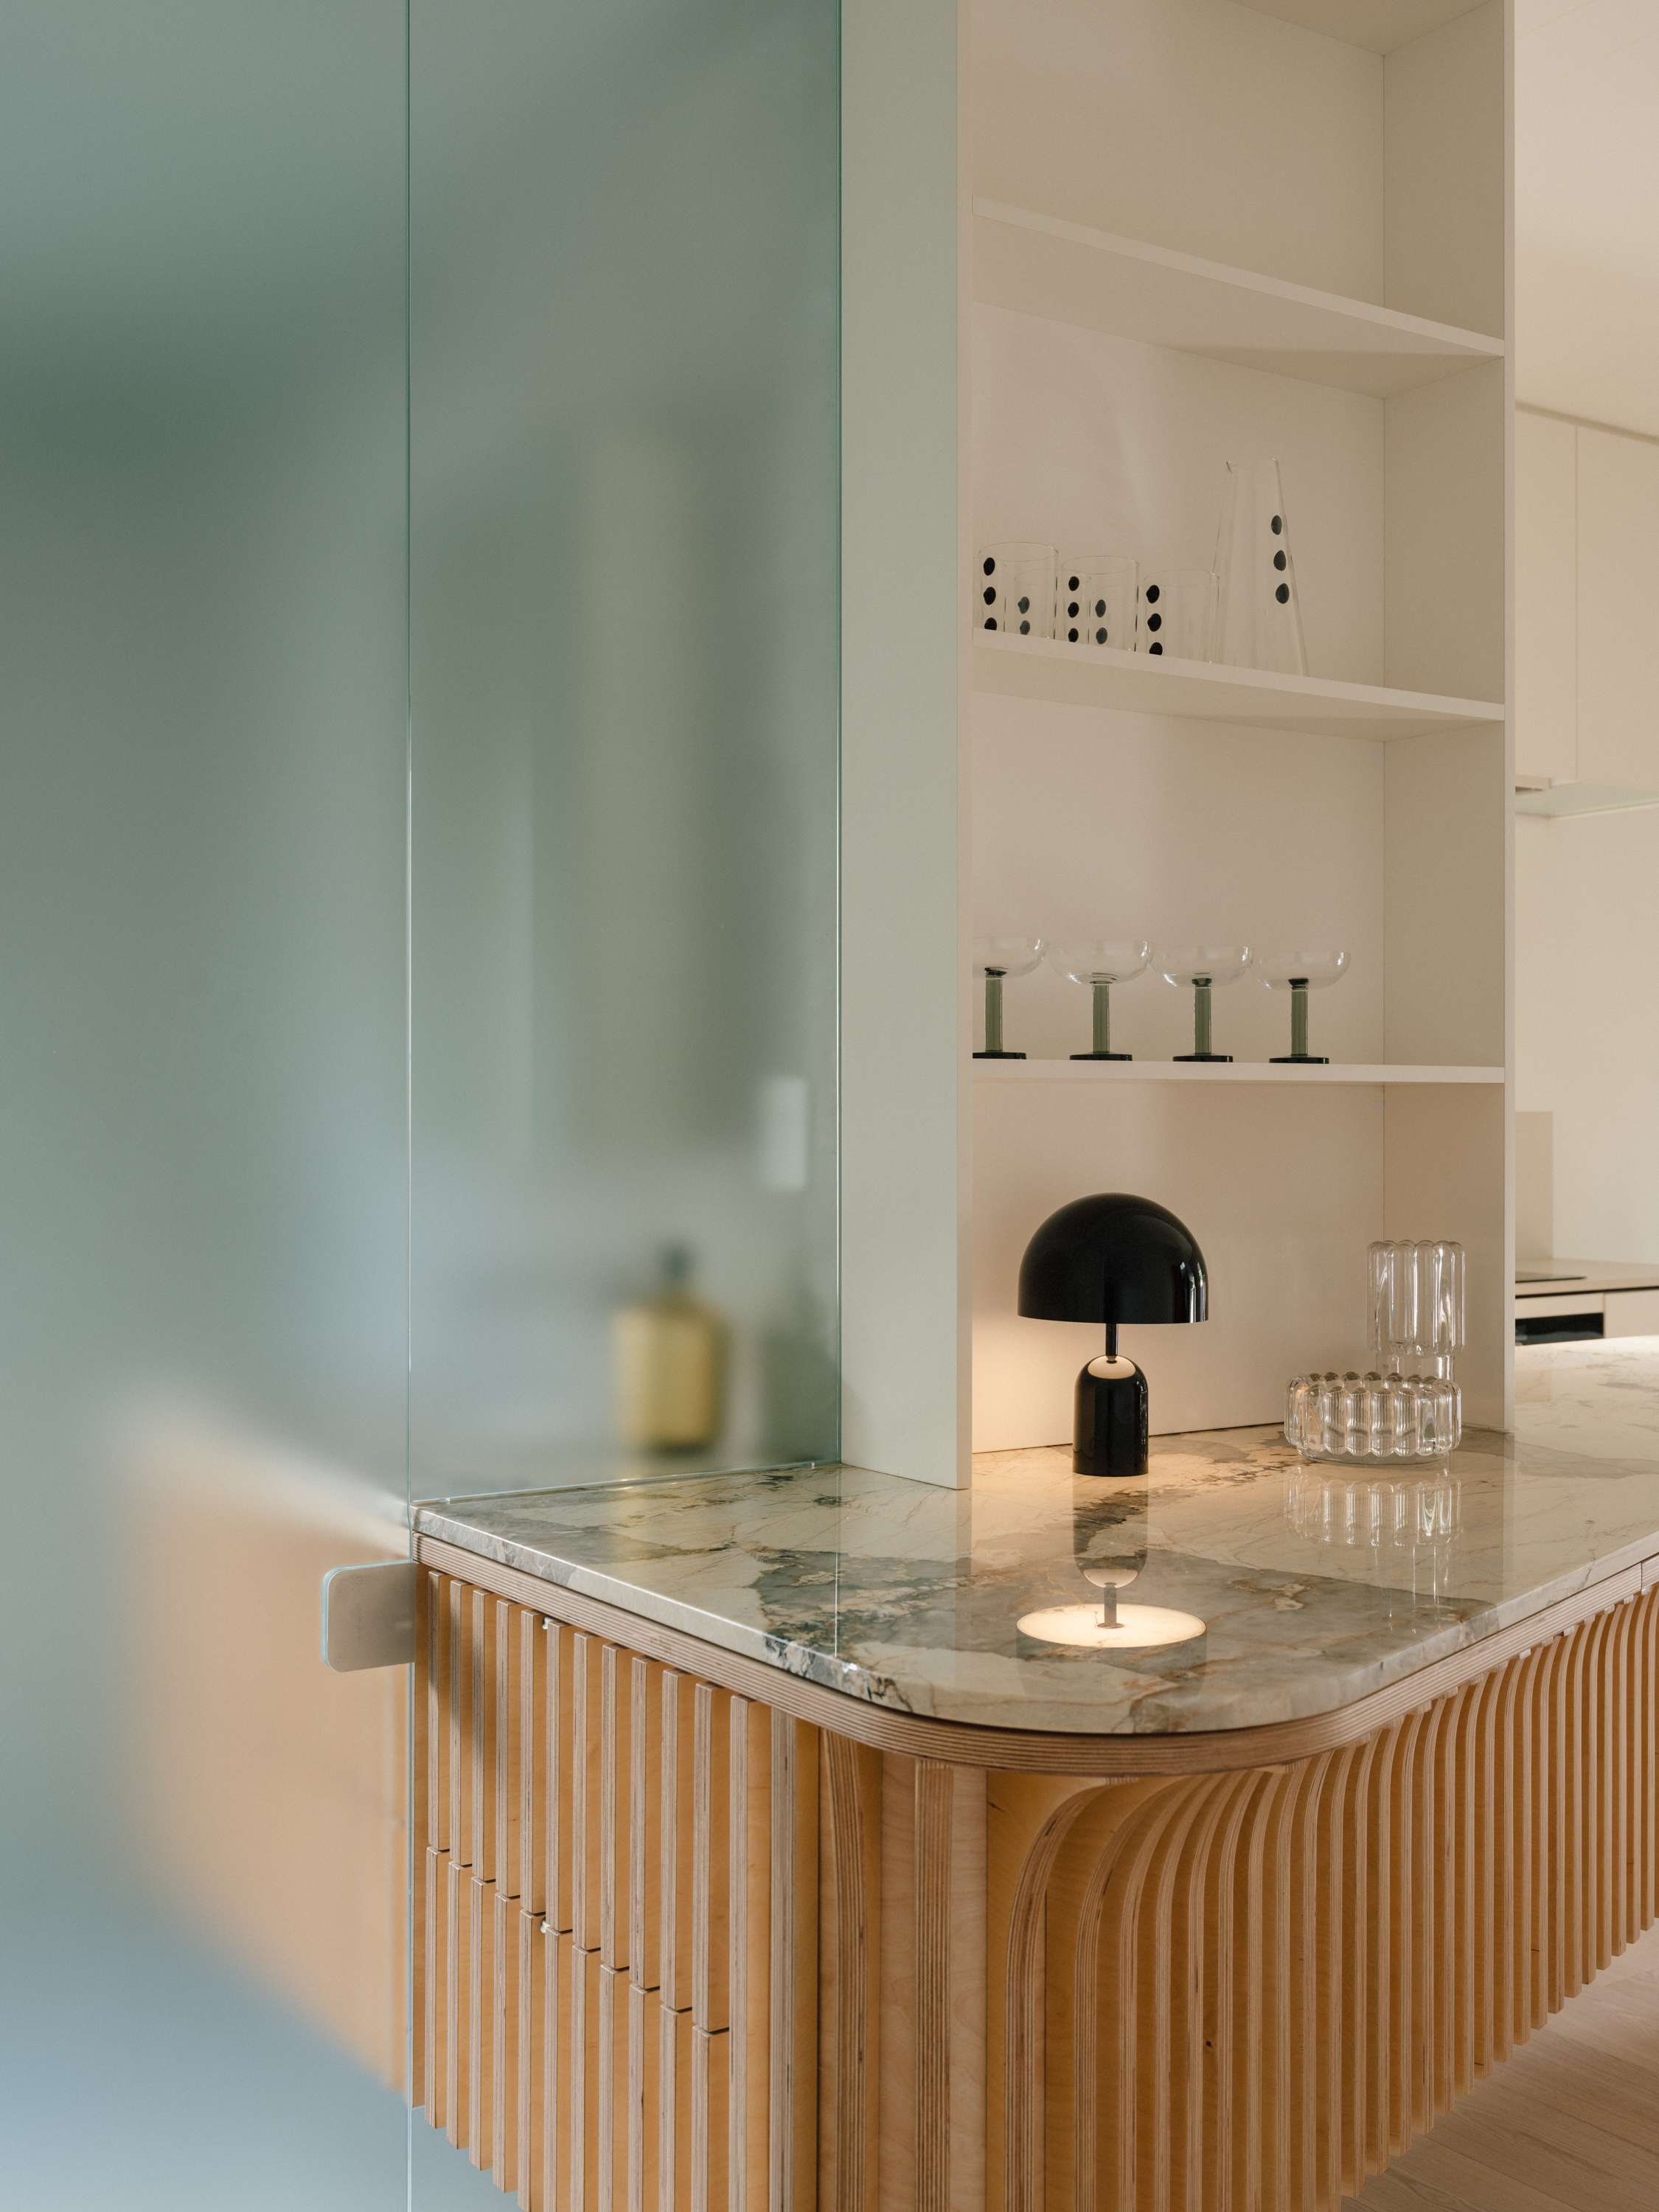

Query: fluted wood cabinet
[[416, 1546, 1659, 2212]]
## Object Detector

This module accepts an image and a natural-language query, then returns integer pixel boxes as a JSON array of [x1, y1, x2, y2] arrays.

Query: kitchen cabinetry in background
[[1516, 407, 1659, 811]]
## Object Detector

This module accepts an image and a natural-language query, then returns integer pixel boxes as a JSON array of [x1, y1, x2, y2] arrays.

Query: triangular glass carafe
[[1214, 457, 1307, 675]]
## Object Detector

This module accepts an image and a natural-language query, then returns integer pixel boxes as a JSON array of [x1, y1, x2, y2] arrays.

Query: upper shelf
[[972, 201, 1505, 398], [1236, 0, 1490, 55], [974, 634, 1504, 741]]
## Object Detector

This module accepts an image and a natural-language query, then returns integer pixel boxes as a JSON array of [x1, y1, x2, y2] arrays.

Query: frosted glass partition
[[0, 4, 408, 2206], [410, 0, 842, 1498], [1, 2, 839, 2201]]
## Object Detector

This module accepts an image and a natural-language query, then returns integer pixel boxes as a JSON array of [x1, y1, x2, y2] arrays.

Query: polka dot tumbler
[[1056, 553, 1138, 649], [1135, 566, 1220, 662], [975, 541, 1057, 641]]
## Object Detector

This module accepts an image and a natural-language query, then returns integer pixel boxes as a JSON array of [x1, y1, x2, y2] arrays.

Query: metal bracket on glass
[[320, 1559, 417, 1672]]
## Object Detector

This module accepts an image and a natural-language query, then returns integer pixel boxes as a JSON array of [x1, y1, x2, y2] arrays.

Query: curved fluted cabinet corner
[[415, 1554, 1659, 2212], [981, 1581, 1659, 2212]]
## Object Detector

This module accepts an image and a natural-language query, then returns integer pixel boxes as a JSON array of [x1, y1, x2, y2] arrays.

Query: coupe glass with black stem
[[1046, 938, 1151, 1060], [972, 936, 1045, 1060], [1259, 949, 1349, 1063], [1155, 944, 1253, 1062]]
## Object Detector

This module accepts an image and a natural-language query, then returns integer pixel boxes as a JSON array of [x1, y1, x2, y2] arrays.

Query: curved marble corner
[[414, 1339, 1659, 1739]]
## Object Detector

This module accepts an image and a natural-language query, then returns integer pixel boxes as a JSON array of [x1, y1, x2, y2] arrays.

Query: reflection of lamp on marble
[[1018, 1599, 1206, 1649], [1019, 1506, 1206, 1646], [1074, 1492, 1147, 1622], [1018, 1193, 1208, 1477]]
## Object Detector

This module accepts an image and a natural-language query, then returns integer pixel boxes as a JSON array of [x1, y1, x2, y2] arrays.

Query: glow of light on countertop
[[1016, 1601, 1207, 1651]]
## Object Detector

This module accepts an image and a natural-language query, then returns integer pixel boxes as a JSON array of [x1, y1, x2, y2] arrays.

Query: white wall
[[840, 0, 969, 1486], [1516, 808, 1659, 1262], [973, 1080, 1381, 1445]]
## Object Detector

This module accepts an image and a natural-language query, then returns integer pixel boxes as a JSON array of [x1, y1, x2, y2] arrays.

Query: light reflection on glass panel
[[0, 4, 408, 2205], [410, 0, 841, 1501]]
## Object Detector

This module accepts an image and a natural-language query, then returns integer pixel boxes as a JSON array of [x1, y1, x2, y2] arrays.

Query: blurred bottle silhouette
[[613, 1246, 727, 1453]]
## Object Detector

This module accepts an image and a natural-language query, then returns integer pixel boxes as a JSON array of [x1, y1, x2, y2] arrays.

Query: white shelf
[[1236, 0, 1487, 56], [974, 1061, 1505, 1087], [974, 633, 1503, 740], [1515, 782, 1659, 820], [973, 201, 1504, 398]]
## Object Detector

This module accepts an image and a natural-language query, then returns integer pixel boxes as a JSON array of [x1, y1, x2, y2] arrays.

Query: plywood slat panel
[[473, 1589, 498, 1882], [660, 1669, 696, 2013], [495, 1601, 525, 1900], [469, 1874, 497, 2172], [990, 1584, 1659, 2212], [414, 1565, 1659, 2212]]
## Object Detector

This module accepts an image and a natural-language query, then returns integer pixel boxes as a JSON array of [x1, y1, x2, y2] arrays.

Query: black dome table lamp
[[1018, 1193, 1208, 1476]]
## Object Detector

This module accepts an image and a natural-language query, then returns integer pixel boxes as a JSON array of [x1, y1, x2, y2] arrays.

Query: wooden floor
[[1345, 1923, 1659, 2211]]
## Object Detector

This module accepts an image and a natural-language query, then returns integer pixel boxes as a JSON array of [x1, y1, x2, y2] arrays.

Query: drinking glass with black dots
[[1135, 568, 1219, 661], [1058, 554, 1138, 650], [975, 542, 1057, 641]]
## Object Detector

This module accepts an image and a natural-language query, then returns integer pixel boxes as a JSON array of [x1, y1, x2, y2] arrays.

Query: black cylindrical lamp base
[[1074, 1354, 1150, 1477]]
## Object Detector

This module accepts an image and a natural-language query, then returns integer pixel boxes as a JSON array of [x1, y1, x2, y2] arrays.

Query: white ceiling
[[1517, 0, 1659, 434]]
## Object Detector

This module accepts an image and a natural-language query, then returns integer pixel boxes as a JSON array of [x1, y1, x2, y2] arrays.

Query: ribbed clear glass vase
[[1368, 1239, 1467, 1382]]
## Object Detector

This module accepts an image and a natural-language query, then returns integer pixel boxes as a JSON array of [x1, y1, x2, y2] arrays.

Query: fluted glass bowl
[[1284, 1369, 1461, 1465]]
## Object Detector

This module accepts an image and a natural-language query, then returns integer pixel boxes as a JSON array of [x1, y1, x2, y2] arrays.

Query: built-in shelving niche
[[966, 0, 1512, 1449]]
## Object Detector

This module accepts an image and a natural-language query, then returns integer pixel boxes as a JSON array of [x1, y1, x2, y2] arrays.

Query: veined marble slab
[[414, 1339, 1659, 1738]]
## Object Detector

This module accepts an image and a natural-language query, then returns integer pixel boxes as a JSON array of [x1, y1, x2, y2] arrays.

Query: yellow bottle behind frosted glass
[[612, 1245, 726, 1453]]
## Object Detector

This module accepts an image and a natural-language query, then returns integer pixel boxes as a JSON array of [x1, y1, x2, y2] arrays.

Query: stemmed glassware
[[1259, 950, 1349, 1064], [1046, 939, 1151, 1060], [972, 936, 1045, 1059], [1155, 945, 1253, 1062], [972, 933, 1346, 1064]]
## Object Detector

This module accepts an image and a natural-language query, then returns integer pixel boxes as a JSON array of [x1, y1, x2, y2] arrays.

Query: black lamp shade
[[1019, 1194, 1207, 1477], [1018, 1193, 1208, 1325]]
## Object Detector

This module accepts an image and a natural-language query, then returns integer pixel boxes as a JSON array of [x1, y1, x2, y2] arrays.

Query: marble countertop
[[414, 1339, 1659, 1738]]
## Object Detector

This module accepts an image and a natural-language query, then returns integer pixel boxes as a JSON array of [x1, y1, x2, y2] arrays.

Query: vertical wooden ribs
[[996, 1582, 1659, 2212], [421, 1563, 1658, 2212], [416, 1571, 817, 2211]]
